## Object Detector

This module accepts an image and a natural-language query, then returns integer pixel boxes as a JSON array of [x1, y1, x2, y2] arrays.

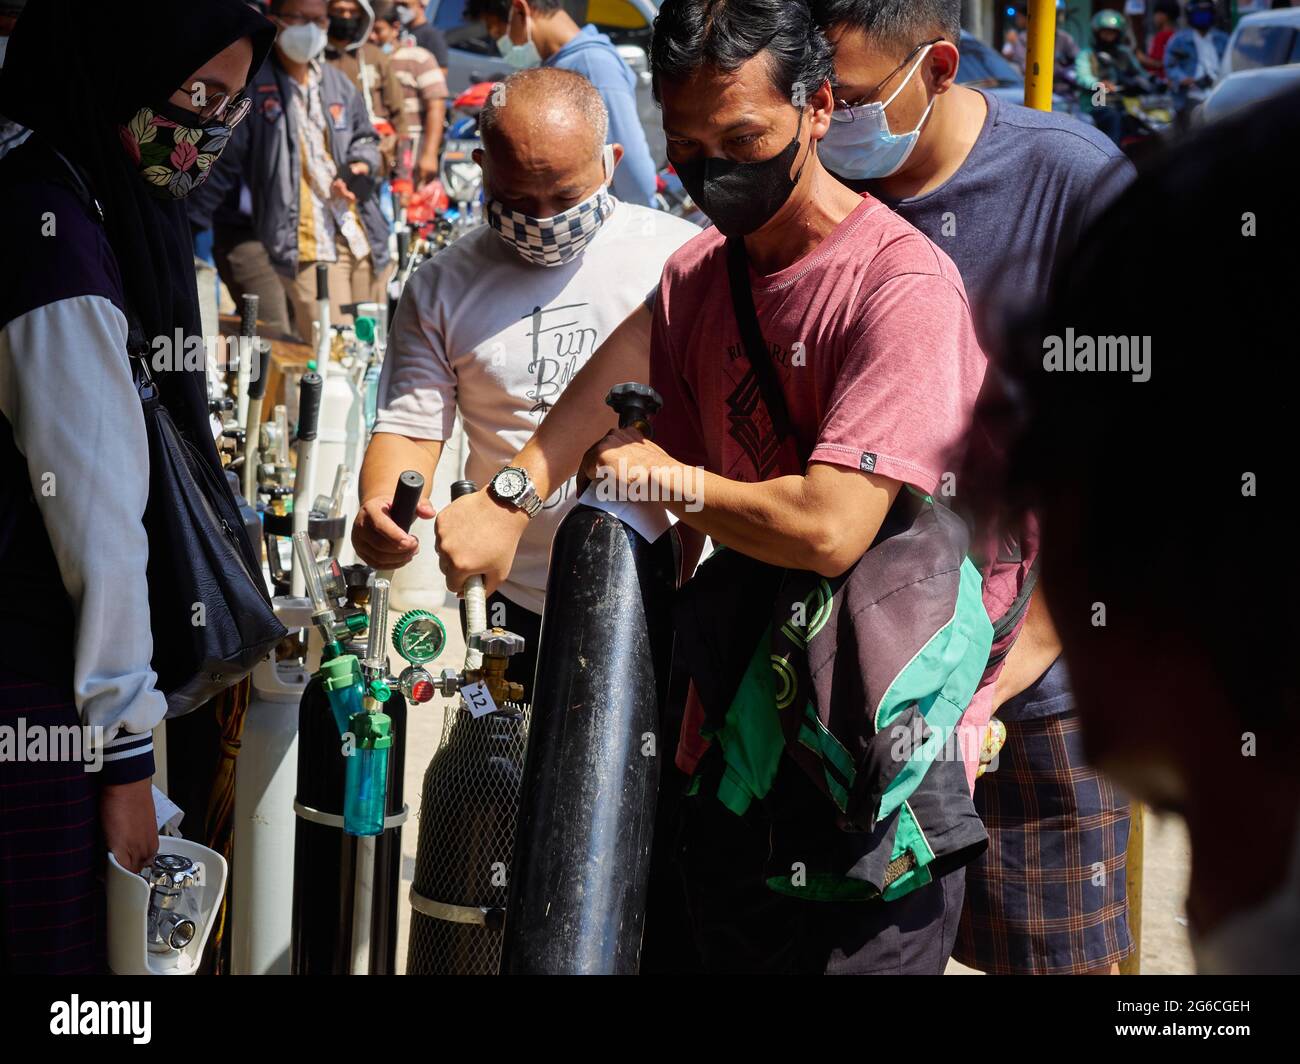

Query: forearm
[[419, 102, 445, 165], [661, 470, 829, 573], [992, 587, 1063, 711], [514, 302, 652, 498], [359, 431, 443, 503], [658, 464, 899, 577]]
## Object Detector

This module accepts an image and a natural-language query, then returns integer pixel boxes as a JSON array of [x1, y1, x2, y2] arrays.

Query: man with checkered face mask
[[354, 67, 697, 684]]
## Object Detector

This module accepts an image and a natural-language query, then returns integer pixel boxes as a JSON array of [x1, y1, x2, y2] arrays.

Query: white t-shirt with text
[[374, 198, 699, 613]]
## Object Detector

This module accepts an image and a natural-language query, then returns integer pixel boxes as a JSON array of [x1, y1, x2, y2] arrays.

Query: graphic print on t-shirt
[[523, 300, 600, 509], [723, 336, 793, 482]]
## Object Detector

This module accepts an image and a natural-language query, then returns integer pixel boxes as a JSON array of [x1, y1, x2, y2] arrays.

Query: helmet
[[1091, 9, 1127, 34]]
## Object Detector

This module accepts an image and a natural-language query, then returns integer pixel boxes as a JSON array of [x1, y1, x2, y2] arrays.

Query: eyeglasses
[[170, 85, 254, 128], [831, 36, 943, 120]]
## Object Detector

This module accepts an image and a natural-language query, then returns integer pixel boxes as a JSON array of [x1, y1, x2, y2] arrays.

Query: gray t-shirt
[[869, 90, 1135, 339], [867, 91, 1135, 722]]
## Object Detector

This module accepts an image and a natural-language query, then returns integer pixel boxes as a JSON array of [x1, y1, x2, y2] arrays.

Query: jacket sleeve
[[187, 113, 250, 233], [344, 81, 382, 175], [1075, 48, 1100, 91], [0, 297, 167, 783], [1164, 30, 1196, 83], [380, 55, 409, 141]]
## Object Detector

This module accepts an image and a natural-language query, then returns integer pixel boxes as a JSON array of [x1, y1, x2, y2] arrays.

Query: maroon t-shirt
[[649, 195, 989, 773], [650, 195, 986, 493]]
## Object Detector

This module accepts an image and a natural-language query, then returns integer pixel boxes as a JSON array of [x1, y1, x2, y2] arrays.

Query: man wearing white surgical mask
[[189, 0, 391, 342], [352, 67, 696, 684], [813, 0, 1137, 979], [466, 0, 659, 207]]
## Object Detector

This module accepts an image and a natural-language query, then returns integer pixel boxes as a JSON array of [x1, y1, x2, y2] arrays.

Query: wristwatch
[[489, 466, 543, 518]]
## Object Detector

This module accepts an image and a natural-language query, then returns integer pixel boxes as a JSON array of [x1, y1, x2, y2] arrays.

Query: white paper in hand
[[153, 786, 185, 836], [578, 482, 680, 542]]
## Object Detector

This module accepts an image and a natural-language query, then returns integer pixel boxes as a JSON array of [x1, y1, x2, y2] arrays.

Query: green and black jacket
[[674, 496, 993, 902]]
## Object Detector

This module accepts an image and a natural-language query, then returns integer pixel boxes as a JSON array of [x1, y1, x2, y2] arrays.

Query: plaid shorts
[[0, 675, 104, 974], [953, 709, 1134, 975]]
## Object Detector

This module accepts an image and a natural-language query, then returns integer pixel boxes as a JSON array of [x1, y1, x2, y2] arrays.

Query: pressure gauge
[[392, 610, 447, 666]]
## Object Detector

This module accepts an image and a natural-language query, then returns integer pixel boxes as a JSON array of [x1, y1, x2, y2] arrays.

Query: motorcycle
[[1091, 56, 1173, 162]]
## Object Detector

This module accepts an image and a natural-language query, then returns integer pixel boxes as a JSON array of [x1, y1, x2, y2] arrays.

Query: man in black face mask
[[324, 0, 407, 181], [433, 0, 990, 974]]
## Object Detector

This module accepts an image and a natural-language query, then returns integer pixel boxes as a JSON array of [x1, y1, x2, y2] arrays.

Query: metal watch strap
[[515, 480, 543, 518], [494, 467, 543, 518]]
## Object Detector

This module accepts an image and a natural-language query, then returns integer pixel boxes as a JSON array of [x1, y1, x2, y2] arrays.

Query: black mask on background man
[[329, 15, 364, 42]]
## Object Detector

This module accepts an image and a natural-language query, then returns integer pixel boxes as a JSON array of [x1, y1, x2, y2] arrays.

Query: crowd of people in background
[[1000, 0, 1264, 140], [181, 0, 662, 347]]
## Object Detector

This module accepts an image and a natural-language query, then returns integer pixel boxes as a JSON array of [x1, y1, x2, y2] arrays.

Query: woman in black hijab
[[0, 0, 274, 973]]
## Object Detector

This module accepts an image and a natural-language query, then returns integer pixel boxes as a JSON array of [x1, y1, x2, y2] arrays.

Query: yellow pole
[[1120, 803, 1145, 974], [1024, 0, 1058, 111]]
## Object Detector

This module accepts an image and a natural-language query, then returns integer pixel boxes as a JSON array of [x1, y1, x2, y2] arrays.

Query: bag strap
[[725, 238, 810, 465], [44, 141, 154, 383]]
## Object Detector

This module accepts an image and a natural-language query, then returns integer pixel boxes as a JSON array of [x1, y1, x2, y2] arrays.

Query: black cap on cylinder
[[315, 263, 330, 302], [247, 341, 270, 400], [297, 372, 323, 441], [389, 470, 425, 533], [450, 480, 477, 501], [606, 382, 663, 433], [240, 293, 260, 338]]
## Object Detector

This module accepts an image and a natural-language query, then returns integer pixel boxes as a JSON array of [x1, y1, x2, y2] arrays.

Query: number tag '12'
[[461, 680, 498, 719]]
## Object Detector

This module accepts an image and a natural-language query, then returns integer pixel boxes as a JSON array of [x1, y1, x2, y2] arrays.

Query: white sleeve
[[373, 262, 458, 441], [0, 295, 167, 775]]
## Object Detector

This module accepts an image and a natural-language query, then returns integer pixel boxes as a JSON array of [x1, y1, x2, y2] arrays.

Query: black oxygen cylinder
[[289, 471, 419, 975], [406, 480, 532, 975], [291, 680, 406, 975], [500, 383, 681, 975]]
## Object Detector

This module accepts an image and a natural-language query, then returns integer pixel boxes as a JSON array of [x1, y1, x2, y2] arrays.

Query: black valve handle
[[315, 263, 329, 302], [606, 382, 663, 437], [390, 470, 425, 533], [240, 293, 260, 338], [247, 340, 270, 400], [297, 372, 323, 442], [397, 228, 411, 271]]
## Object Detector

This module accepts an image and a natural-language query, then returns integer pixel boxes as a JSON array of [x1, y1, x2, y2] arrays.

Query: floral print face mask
[[118, 101, 234, 200]]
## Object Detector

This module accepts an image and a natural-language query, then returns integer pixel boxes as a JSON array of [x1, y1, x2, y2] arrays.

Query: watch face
[[494, 469, 525, 500]]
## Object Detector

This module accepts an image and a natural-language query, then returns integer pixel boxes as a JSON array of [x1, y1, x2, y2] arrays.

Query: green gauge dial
[[393, 610, 446, 665]]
